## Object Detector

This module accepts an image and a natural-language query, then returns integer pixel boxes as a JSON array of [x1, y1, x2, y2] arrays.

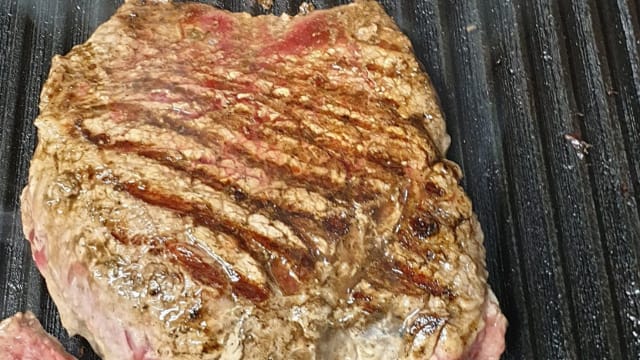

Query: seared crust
[[22, 1, 490, 359]]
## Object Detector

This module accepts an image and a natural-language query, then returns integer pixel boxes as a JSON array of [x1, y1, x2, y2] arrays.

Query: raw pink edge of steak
[[428, 291, 506, 360], [463, 290, 507, 360], [0, 312, 76, 360], [20, 183, 159, 360]]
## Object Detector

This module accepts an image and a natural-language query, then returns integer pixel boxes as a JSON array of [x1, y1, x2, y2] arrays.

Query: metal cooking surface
[[1, 1, 639, 359]]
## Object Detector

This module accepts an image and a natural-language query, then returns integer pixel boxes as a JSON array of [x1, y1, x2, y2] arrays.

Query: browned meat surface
[[0, 312, 76, 360], [20, 0, 506, 358]]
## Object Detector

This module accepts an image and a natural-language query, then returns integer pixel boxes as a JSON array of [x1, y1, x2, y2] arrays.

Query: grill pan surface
[[1, 1, 639, 358]]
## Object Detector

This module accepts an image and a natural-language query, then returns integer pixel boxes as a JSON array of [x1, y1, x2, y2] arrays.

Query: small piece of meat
[[0, 312, 76, 360], [20, 0, 506, 359]]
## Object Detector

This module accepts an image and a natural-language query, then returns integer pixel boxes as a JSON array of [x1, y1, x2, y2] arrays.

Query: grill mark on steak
[[373, 258, 454, 299], [100, 49, 435, 174], [165, 241, 232, 291], [149, 95, 404, 192], [99, 202, 272, 303], [142, 104, 400, 202], [77, 121, 348, 261], [257, 118, 408, 179], [100, 141, 430, 299], [78, 114, 357, 266], [197, 72, 437, 172], [350, 291, 377, 313], [252, 102, 430, 174], [76, 114, 345, 216], [78, 104, 455, 305], [104, 174, 308, 298], [77, 31, 436, 184], [166, 241, 270, 302], [119, 181, 316, 290], [109, 139, 328, 220], [197, 54, 437, 142], [75, 95, 404, 214], [105, 106, 357, 197], [252, 69, 431, 138]]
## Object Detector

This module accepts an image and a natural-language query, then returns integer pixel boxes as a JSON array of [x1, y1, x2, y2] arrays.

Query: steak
[[20, 0, 507, 358], [0, 312, 75, 360]]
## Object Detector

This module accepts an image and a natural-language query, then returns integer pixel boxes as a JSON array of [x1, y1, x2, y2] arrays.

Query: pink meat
[[0, 312, 75, 360]]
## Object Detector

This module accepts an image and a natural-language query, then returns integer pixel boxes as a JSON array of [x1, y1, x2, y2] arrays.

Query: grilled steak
[[0, 312, 75, 360], [20, 0, 506, 358]]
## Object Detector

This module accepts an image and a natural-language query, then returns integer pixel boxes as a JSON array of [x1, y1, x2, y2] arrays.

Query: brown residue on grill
[[564, 132, 592, 160], [257, 0, 273, 11]]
